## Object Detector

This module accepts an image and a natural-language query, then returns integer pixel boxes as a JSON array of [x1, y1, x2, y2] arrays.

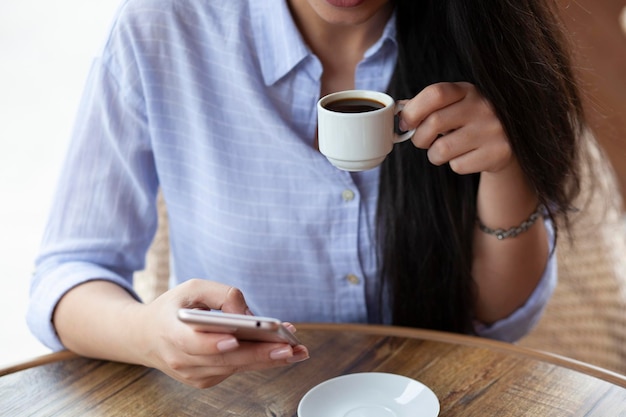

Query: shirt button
[[346, 274, 361, 285], [342, 189, 355, 202]]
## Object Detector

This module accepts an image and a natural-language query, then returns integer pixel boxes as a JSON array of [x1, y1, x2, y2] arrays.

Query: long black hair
[[378, 0, 585, 332]]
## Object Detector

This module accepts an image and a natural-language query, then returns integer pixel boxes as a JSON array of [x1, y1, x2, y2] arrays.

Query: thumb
[[178, 279, 252, 315], [220, 286, 253, 315]]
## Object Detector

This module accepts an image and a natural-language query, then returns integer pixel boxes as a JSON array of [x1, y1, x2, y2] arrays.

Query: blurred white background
[[0, 0, 120, 367]]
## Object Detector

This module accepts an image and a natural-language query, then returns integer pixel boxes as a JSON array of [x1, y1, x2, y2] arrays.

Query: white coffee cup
[[317, 90, 415, 171]]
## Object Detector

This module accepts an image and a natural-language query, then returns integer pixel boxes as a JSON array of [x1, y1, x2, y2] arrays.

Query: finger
[[170, 350, 305, 389], [194, 344, 310, 375], [192, 339, 309, 367], [447, 148, 486, 175], [410, 108, 465, 150], [448, 139, 513, 175], [175, 329, 241, 357], [282, 322, 297, 333], [210, 341, 301, 365], [424, 110, 511, 173], [166, 341, 280, 369], [177, 279, 250, 315], [175, 318, 303, 358], [166, 344, 310, 388], [409, 87, 481, 150], [220, 286, 252, 315], [399, 82, 469, 133], [426, 128, 476, 167], [161, 366, 231, 389]]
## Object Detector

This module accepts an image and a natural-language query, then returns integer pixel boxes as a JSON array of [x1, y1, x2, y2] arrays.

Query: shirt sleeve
[[473, 218, 557, 343], [26, 19, 159, 350], [27, 263, 140, 351]]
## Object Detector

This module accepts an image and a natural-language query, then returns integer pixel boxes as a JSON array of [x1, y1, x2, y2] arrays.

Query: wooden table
[[2, 323, 626, 416]]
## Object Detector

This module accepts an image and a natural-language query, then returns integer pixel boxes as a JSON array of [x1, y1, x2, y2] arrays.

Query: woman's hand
[[398, 82, 549, 324], [399, 82, 514, 175], [135, 279, 309, 388], [54, 279, 309, 390]]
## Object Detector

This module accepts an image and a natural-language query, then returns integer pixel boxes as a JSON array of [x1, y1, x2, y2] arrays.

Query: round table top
[[2, 323, 625, 416]]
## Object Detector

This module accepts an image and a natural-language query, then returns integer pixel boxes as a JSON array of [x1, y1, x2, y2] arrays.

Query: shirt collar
[[250, 1, 397, 86], [250, 1, 311, 86], [364, 11, 397, 59]]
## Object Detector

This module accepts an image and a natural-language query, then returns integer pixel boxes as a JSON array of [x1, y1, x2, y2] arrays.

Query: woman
[[28, 0, 584, 388]]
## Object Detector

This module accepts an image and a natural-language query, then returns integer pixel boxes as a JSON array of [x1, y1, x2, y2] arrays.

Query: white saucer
[[298, 372, 439, 417]]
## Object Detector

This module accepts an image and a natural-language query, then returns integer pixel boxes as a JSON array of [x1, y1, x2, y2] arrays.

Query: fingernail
[[399, 119, 408, 132], [270, 347, 293, 360], [216, 337, 239, 352], [287, 349, 309, 363]]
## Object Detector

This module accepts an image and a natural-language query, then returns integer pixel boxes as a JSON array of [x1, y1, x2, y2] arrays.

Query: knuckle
[[257, 344, 281, 362], [449, 158, 469, 175], [226, 286, 245, 303], [195, 379, 218, 390], [398, 103, 418, 126], [204, 375, 230, 389], [426, 111, 444, 131], [188, 373, 227, 389], [184, 278, 204, 290], [424, 84, 448, 107], [193, 380, 212, 389], [165, 355, 185, 371], [426, 147, 445, 166], [500, 143, 513, 160], [410, 136, 428, 149], [493, 146, 514, 171], [180, 279, 211, 308], [428, 136, 454, 165], [209, 352, 229, 367]]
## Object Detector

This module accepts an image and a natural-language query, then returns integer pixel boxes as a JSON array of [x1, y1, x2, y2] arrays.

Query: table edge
[[296, 323, 626, 388], [3, 323, 624, 389], [0, 350, 78, 377]]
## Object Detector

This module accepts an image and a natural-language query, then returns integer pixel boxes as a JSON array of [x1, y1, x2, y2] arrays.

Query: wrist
[[477, 159, 540, 225], [477, 203, 545, 240], [121, 300, 153, 367]]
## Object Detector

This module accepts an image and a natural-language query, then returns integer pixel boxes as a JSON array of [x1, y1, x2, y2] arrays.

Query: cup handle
[[393, 102, 416, 143]]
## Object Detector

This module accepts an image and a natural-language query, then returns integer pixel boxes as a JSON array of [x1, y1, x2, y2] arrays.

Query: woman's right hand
[[135, 279, 309, 388], [54, 279, 308, 389]]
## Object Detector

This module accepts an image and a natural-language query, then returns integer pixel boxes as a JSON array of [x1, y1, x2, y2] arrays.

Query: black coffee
[[324, 97, 385, 113]]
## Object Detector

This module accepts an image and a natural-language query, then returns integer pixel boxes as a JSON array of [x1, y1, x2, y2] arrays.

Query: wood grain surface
[[2, 324, 625, 416]]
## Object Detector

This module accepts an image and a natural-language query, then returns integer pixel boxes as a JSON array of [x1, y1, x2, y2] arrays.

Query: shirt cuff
[[27, 261, 139, 351]]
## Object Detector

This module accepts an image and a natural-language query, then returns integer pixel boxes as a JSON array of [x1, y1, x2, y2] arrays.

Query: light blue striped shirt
[[27, 0, 556, 350]]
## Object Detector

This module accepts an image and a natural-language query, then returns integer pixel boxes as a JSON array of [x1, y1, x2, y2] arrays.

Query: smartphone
[[177, 309, 301, 346]]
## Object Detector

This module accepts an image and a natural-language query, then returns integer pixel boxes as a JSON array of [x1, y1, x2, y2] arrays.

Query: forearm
[[472, 161, 549, 324], [53, 280, 148, 365], [52, 279, 309, 388]]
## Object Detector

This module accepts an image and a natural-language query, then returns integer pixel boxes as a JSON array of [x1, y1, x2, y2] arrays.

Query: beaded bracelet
[[477, 204, 545, 240]]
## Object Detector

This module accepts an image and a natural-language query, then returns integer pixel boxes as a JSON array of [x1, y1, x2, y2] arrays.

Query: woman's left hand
[[398, 82, 514, 175]]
